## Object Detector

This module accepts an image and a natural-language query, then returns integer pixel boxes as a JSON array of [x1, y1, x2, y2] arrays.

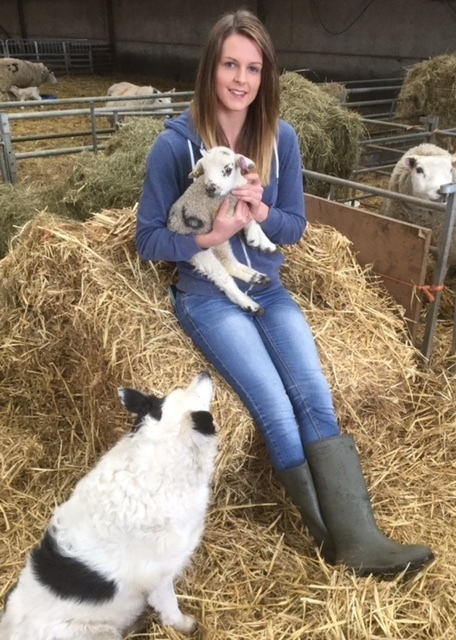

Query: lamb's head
[[402, 152, 456, 204], [189, 146, 255, 198]]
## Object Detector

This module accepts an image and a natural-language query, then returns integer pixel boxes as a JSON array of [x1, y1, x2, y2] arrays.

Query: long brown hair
[[190, 9, 280, 185]]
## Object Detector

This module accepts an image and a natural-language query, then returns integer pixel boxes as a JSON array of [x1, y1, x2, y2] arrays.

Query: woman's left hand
[[231, 172, 269, 223]]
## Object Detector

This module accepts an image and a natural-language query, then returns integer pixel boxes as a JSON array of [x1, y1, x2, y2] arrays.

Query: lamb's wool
[[168, 146, 276, 314], [105, 82, 174, 118], [8, 85, 41, 101]]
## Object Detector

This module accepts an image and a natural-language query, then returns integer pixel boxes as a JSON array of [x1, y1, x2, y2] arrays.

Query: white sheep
[[7, 85, 42, 102], [105, 81, 174, 119], [0, 58, 56, 98], [381, 142, 456, 267], [167, 146, 277, 315], [0, 372, 219, 639]]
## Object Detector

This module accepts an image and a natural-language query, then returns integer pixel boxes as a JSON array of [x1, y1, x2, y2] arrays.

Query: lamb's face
[[118, 372, 216, 439], [404, 154, 455, 203], [197, 147, 251, 198]]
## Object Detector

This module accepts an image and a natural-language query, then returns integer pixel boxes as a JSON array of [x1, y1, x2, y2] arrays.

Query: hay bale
[[1, 208, 455, 637], [46, 118, 165, 219], [0, 182, 53, 258], [318, 81, 348, 103], [0, 119, 165, 260], [395, 53, 456, 131], [280, 71, 366, 196]]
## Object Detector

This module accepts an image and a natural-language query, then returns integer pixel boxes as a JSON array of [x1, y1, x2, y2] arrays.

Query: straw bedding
[[1, 207, 455, 639]]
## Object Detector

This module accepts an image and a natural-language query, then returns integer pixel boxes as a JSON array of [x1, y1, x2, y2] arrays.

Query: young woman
[[136, 9, 433, 577]]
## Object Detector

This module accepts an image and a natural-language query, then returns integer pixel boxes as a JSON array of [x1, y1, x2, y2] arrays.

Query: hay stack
[[0, 182, 48, 258], [395, 53, 456, 131], [0, 119, 165, 260], [318, 81, 348, 104], [280, 71, 365, 196], [1, 207, 455, 638]]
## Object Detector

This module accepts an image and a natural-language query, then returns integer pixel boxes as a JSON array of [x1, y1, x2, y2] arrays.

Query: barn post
[[105, 0, 117, 65], [0, 112, 18, 184], [17, 0, 28, 40]]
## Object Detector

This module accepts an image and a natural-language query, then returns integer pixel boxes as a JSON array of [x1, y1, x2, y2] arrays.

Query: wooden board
[[305, 195, 432, 340]]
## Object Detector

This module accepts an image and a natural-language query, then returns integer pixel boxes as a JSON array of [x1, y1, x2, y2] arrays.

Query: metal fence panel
[[0, 39, 113, 74]]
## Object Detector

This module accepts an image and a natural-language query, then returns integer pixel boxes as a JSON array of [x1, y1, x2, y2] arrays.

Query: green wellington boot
[[278, 461, 336, 563], [306, 434, 434, 576]]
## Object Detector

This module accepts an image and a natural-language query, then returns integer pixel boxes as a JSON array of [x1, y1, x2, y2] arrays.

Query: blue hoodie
[[136, 109, 306, 296]]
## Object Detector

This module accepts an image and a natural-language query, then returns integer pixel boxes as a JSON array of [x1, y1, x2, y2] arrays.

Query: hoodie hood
[[165, 109, 203, 149]]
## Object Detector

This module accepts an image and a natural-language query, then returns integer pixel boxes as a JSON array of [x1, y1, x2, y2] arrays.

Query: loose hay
[[1, 208, 455, 638], [279, 72, 366, 196], [395, 53, 456, 134]]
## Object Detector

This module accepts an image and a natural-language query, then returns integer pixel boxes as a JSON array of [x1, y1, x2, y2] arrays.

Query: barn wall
[[1, 0, 456, 82]]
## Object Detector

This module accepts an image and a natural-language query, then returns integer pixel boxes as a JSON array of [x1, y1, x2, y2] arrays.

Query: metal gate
[[0, 38, 113, 74]]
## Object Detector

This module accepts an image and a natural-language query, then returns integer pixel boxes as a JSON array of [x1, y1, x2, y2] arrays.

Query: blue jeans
[[174, 286, 340, 472]]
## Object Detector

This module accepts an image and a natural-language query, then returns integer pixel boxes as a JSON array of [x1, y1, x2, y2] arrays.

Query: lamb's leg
[[244, 220, 277, 253], [191, 249, 265, 315], [147, 578, 196, 635], [213, 242, 271, 285]]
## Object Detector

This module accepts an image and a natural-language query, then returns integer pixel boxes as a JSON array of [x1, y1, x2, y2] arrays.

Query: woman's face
[[215, 33, 263, 117]]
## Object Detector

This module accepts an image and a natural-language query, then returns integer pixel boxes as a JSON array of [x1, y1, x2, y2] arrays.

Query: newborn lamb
[[167, 146, 277, 315]]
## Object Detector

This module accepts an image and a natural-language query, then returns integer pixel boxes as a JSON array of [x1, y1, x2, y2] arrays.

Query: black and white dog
[[0, 372, 218, 640]]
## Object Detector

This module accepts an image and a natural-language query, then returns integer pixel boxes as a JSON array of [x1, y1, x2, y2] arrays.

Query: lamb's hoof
[[249, 305, 265, 316], [247, 240, 278, 254], [250, 273, 271, 286]]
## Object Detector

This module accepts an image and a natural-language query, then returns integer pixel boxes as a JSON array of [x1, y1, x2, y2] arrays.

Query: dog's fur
[[0, 372, 218, 640]]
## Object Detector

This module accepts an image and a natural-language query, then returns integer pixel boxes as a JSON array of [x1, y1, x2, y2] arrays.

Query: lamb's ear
[[236, 154, 256, 174], [189, 157, 205, 179], [118, 387, 163, 418]]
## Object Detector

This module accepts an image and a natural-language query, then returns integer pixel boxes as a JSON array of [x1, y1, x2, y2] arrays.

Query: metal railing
[[0, 90, 192, 183], [0, 38, 113, 74], [303, 168, 456, 368]]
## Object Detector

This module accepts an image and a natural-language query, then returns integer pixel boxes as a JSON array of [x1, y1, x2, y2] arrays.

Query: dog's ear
[[118, 388, 163, 420], [189, 157, 205, 179], [191, 410, 216, 436]]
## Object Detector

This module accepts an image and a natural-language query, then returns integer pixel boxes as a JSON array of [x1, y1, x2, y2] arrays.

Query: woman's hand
[[231, 172, 269, 222], [194, 198, 253, 249]]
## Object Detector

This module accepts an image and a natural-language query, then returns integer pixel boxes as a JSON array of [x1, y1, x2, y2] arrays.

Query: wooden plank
[[305, 194, 432, 341]]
